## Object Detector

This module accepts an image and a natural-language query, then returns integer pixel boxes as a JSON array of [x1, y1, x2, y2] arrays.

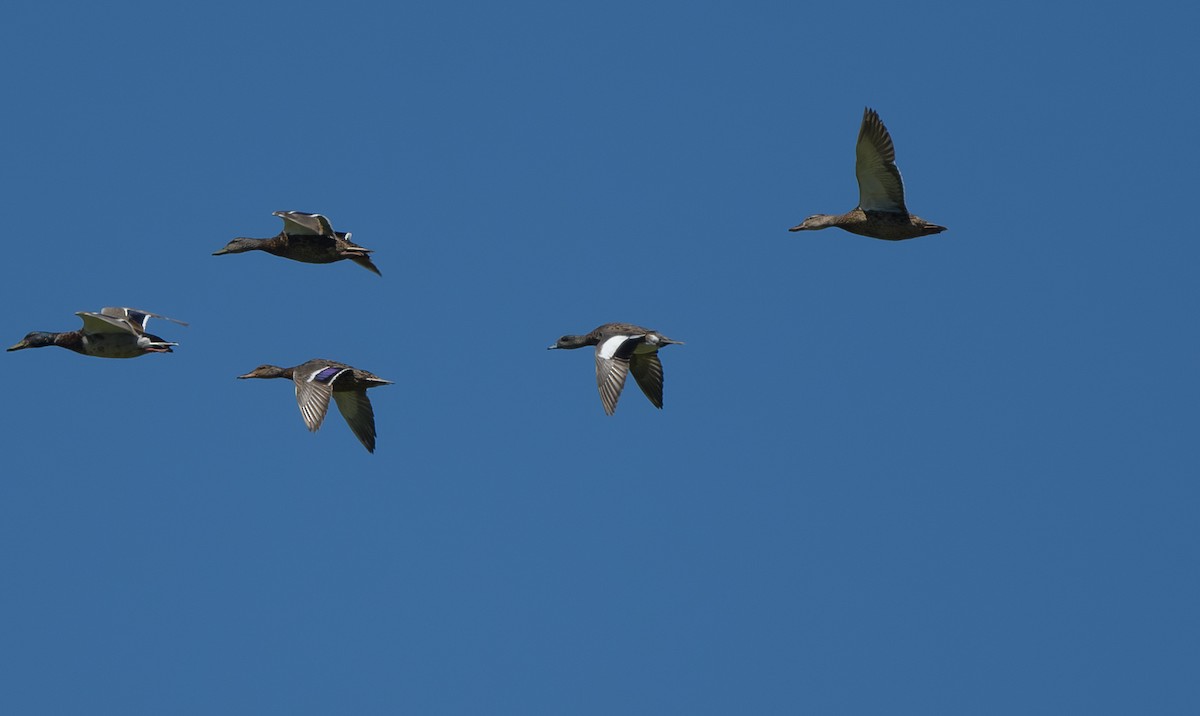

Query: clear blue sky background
[[2, 1, 1196, 713]]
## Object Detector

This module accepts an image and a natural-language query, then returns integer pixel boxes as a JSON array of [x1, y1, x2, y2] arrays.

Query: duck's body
[[790, 107, 946, 241], [793, 207, 945, 241], [7, 307, 187, 358], [237, 359, 392, 453], [214, 211, 381, 275], [549, 322, 683, 415]]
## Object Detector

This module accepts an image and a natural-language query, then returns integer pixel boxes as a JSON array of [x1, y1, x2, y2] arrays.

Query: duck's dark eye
[[558, 336, 568, 343]]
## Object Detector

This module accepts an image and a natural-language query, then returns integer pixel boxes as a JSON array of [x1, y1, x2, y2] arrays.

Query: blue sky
[[2, 1, 1197, 713]]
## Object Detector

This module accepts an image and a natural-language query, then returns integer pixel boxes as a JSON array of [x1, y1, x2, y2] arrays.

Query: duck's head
[[788, 214, 837, 232], [548, 334, 588, 350], [212, 238, 262, 256], [237, 364, 288, 379], [7, 332, 55, 351]]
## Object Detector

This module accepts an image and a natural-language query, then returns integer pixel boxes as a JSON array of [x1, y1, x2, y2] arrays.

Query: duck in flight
[[237, 359, 393, 453], [789, 107, 946, 241], [549, 323, 683, 415], [7, 307, 187, 358], [214, 211, 381, 275]]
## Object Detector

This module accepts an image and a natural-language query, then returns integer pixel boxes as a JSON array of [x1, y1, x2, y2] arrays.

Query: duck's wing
[[855, 107, 908, 214], [274, 211, 336, 237], [629, 352, 665, 409], [100, 307, 188, 330], [332, 390, 378, 453], [76, 311, 136, 335], [594, 333, 645, 416], [293, 364, 348, 432]]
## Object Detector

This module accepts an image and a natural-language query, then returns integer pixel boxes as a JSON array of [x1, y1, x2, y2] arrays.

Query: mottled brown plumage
[[214, 211, 381, 275]]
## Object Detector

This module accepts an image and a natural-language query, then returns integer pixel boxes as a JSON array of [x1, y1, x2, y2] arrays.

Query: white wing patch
[[598, 334, 636, 360]]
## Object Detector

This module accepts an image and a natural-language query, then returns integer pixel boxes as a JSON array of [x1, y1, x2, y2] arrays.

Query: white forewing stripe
[[598, 335, 637, 360]]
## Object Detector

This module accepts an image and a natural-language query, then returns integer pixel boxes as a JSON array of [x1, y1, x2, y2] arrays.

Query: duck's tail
[[349, 254, 383, 276]]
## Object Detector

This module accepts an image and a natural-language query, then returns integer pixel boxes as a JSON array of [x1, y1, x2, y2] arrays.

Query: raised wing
[[76, 311, 136, 335], [274, 211, 336, 237], [100, 307, 188, 330], [855, 107, 908, 214]]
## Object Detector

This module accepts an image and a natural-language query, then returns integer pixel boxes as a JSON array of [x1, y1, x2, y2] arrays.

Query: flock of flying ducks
[[7, 108, 946, 453]]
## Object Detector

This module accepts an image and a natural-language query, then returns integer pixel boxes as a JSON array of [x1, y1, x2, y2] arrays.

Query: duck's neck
[[54, 331, 87, 354], [260, 366, 295, 380], [232, 235, 287, 253], [566, 334, 600, 349]]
